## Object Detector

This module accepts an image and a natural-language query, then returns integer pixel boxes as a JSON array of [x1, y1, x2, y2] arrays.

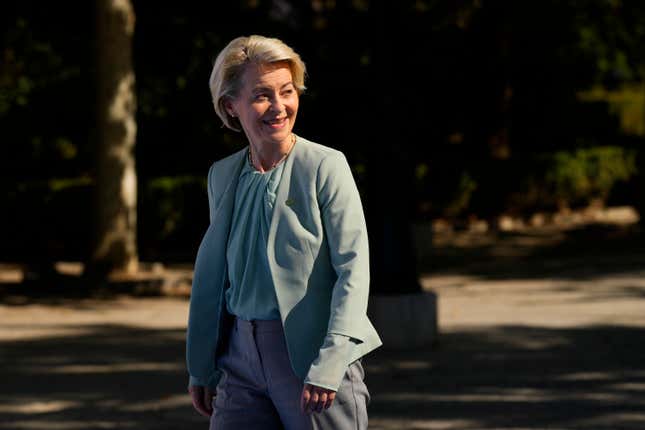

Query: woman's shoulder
[[295, 135, 345, 164], [206, 147, 247, 195], [211, 146, 247, 170]]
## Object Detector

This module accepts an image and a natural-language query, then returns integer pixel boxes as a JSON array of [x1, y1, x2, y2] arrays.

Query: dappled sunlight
[[470, 327, 572, 350], [1, 288, 644, 428], [0, 325, 99, 342], [369, 418, 481, 430], [422, 266, 645, 329], [1, 298, 188, 330], [0, 321, 187, 342], [19, 362, 182, 375], [0, 314, 643, 429], [555, 371, 618, 381], [0, 264, 23, 283], [364, 324, 645, 429], [0, 321, 201, 429], [608, 382, 645, 392], [373, 387, 641, 403], [119, 394, 191, 412], [0, 400, 80, 414]]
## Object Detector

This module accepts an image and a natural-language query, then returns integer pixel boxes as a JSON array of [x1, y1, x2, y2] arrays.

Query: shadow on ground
[[422, 223, 645, 282], [366, 325, 645, 429], [0, 275, 189, 308], [1, 323, 644, 429], [1, 222, 644, 428], [2, 223, 644, 308]]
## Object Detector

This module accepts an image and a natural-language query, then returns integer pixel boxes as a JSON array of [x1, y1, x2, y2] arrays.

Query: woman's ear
[[223, 99, 236, 118]]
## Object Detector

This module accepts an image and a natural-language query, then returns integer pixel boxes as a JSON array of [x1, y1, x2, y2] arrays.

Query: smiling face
[[226, 61, 299, 150]]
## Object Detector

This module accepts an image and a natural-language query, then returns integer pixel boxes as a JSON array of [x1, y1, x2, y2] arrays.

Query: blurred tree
[[88, 0, 138, 275]]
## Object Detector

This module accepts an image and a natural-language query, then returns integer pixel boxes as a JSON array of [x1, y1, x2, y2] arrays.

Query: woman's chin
[[264, 129, 292, 144]]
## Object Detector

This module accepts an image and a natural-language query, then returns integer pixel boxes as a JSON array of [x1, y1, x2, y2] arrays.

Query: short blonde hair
[[209, 35, 307, 131]]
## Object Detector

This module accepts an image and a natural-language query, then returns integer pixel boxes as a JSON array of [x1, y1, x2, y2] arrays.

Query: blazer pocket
[[285, 233, 315, 261]]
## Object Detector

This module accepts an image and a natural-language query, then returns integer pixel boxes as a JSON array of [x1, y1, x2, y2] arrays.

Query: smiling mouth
[[263, 117, 288, 128]]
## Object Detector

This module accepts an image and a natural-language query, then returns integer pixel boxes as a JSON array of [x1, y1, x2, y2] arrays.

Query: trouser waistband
[[234, 316, 283, 333]]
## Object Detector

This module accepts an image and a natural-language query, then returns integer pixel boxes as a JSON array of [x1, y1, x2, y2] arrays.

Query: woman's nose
[[269, 102, 283, 114], [269, 95, 285, 113]]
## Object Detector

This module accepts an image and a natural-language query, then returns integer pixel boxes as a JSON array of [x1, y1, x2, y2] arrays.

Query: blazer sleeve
[[316, 151, 370, 341], [186, 162, 222, 390], [207, 162, 217, 224]]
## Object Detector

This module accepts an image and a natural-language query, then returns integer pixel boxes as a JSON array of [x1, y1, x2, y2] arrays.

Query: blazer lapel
[[214, 149, 246, 221], [266, 136, 303, 314], [267, 135, 303, 240], [186, 147, 246, 380], [195, 148, 246, 292]]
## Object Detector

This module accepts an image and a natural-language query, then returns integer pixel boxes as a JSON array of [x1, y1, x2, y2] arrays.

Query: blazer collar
[[216, 136, 305, 225], [213, 147, 246, 221]]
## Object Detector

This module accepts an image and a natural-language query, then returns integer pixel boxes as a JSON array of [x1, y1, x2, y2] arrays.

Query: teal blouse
[[225, 149, 355, 391], [225, 153, 284, 320]]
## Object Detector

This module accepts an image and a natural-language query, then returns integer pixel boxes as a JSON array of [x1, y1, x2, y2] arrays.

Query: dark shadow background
[[2, 0, 644, 264]]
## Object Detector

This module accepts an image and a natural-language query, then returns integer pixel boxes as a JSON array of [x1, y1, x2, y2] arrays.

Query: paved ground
[[1, 224, 645, 429]]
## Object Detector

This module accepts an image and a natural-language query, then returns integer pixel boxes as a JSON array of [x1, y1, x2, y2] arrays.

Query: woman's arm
[[186, 161, 219, 415], [300, 150, 370, 413], [316, 151, 370, 340]]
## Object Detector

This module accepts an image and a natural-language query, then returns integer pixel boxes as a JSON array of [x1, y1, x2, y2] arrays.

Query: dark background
[[2, 0, 644, 265]]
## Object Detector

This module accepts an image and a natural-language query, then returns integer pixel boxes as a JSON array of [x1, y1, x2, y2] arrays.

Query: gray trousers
[[210, 318, 369, 430]]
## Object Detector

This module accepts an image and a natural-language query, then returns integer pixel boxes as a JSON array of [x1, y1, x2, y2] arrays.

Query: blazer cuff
[[187, 370, 221, 392], [304, 333, 357, 391]]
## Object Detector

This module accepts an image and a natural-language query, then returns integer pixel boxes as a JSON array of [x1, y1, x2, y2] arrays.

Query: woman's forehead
[[241, 62, 293, 88]]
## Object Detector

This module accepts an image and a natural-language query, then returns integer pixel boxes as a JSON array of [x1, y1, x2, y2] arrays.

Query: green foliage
[[0, 17, 81, 115], [147, 176, 205, 193], [141, 176, 207, 255], [444, 172, 478, 218], [544, 146, 636, 206], [47, 176, 92, 193], [414, 161, 479, 219], [579, 84, 645, 136]]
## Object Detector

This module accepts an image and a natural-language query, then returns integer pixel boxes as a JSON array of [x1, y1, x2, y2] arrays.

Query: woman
[[186, 35, 382, 430]]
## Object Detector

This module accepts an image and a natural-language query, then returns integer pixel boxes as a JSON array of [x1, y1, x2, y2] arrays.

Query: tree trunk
[[89, 0, 138, 275]]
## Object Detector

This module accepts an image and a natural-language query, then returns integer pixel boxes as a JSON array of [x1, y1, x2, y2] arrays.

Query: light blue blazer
[[186, 136, 382, 389]]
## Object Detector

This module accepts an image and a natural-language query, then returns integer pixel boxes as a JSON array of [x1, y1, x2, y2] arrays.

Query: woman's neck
[[249, 134, 296, 173]]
